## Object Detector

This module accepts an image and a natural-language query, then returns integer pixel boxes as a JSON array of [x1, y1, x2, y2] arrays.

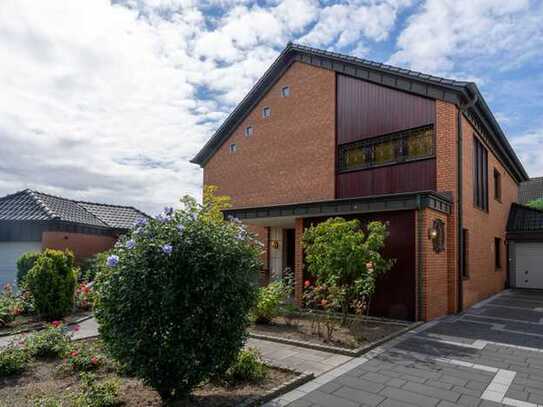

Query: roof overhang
[[191, 43, 528, 183], [223, 191, 451, 223]]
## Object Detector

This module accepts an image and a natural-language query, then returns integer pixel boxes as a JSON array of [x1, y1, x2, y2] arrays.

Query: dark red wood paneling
[[304, 210, 416, 321], [337, 74, 435, 144], [337, 159, 436, 198]]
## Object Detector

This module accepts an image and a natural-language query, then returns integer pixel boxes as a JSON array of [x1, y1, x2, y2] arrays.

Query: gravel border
[[249, 320, 423, 356]]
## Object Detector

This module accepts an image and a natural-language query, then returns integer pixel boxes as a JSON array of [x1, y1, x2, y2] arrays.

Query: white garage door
[[516, 242, 543, 289], [0, 242, 42, 288]]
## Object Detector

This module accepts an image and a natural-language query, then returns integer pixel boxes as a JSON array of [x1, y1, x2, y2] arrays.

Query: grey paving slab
[[270, 290, 543, 407]]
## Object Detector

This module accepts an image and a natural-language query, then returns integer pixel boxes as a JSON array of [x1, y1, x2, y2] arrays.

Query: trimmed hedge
[[26, 250, 77, 320], [16, 251, 41, 288]]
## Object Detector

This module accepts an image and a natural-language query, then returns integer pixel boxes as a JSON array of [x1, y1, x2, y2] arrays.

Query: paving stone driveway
[[268, 289, 543, 407]]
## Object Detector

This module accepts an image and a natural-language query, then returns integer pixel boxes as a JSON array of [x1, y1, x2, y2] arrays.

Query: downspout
[[416, 194, 424, 321], [457, 91, 478, 312]]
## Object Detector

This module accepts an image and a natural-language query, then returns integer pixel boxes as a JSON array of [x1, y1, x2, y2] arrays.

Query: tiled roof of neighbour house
[[0, 189, 147, 231], [519, 177, 543, 204], [191, 42, 528, 183], [507, 203, 543, 233], [77, 202, 147, 230]]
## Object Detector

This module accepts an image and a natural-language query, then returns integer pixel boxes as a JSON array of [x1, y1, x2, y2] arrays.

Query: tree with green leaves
[[527, 199, 543, 211], [303, 218, 394, 322]]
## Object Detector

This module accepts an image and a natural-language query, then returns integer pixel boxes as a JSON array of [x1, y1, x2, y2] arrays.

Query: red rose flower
[[91, 356, 98, 365], [70, 351, 79, 357], [304, 280, 311, 288], [51, 320, 62, 328]]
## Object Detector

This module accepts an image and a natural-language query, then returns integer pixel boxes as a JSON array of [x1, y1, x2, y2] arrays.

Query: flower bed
[[0, 337, 312, 407], [0, 310, 92, 337], [249, 313, 419, 356]]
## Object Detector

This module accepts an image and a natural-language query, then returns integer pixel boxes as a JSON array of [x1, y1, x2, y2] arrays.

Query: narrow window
[[245, 126, 253, 137], [262, 107, 271, 118], [281, 86, 290, 97], [494, 169, 502, 202], [462, 229, 469, 279], [473, 137, 488, 211], [495, 237, 502, 269], [229, 143, 237, 153]]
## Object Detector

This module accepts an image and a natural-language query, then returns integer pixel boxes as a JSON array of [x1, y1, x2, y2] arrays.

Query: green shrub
[[24, 325, 70, 358], [79, 252, 109, 283], [16, 251, 41, 288], [252, 281, 286, 324], [65, 342, 103, 372], [73, 372, 120, 407], [527, 199, 543, 211], [0, 283, 23, 327], [222, 348, 267, 384], [0, 345, 29, 377], [95, 192, 261, 401], [32, 396, 63, 407], [26, 249, 77, 320]]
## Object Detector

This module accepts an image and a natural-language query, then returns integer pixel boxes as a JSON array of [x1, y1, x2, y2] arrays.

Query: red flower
[[51, 320, 62, 328], [90, 356, 99, 365], [304, 280, 311, 288], [70, 351, 79, 357]]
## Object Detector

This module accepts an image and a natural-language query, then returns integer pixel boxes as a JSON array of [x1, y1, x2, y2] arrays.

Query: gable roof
[[191, 42, 528, 183], [507, 203, 543, 233], [519, 177, 543, 204], [0, 189, 148, 231]]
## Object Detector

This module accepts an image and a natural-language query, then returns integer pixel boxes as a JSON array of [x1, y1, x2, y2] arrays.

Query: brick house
[[0, 189, 147, 286], [192, 43, 530, 321]]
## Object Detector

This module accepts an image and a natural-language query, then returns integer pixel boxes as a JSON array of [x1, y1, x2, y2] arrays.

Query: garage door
[[515, 242, 543, 289], [0, 242, 42, 288]]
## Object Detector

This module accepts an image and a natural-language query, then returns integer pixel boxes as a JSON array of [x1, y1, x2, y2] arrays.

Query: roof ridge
[[27, 189, 60, 220]]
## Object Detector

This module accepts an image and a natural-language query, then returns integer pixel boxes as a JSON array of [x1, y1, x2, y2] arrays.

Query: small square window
[[262, 107, 271, 118], [245, 126, 253, 137], [229, 143, 237, 153], [281, 86, 290, 97]]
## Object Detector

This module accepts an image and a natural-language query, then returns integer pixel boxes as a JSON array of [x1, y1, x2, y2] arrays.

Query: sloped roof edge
[[191, 43, 528, 183]]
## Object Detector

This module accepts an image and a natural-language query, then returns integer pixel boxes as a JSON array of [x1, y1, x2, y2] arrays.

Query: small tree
[[527, 199, 543, 211], [303, 218, 393, 322], [16, 251, 41, 288], [95, 192, 261, 401], [25, 250, 77, 320]]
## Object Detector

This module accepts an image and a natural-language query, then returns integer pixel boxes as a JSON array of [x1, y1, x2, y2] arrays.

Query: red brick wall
[[421, 208, 449, 320], [435, 100, 459, 314], [461, 116, 518, 308], [204, 62, 336, 208], [41, 232, 116, 263]]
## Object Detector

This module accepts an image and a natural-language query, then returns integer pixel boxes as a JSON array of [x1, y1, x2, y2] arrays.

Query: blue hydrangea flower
[[156, 209, 173, 223], [164, 207, 174, 215], [177, 224, 185, 234], [161, 244, 173, 255], [106, 255, 119, 267], [134, 217, 147, 228], [126, 239, 136, 249]]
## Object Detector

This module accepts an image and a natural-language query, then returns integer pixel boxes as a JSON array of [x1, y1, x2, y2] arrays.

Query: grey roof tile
[[507, 203, 543, 232], [0, 189, 147, 230]]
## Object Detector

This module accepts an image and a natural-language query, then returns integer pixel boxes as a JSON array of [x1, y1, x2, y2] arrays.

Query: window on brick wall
[[462, 229, 469, 279], [338, 125, 434, 172], [281, 86, 290, 97], [245, 126, 253, 137], [495, 237, 502, 270], [229, 143, 237, 153], [473, 137, 488, 211], [494, 168, 502, 202], [262, 107, 271, 118]]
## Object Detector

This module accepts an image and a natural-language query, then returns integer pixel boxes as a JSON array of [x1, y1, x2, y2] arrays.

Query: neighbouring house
[[192, 43, 536, 321], [519, 177, 543, 204], [0, 189, 147, 286]]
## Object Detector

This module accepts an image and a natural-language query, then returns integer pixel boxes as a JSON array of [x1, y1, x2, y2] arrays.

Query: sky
[[0, 0, 542, 215]]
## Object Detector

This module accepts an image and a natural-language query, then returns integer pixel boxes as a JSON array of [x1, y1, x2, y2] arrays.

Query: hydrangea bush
[[95, 191, 262, 400]]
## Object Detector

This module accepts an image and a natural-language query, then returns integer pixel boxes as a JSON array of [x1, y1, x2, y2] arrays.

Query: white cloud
[[389, 0, 543, 75], [511, 131, 543, 177]]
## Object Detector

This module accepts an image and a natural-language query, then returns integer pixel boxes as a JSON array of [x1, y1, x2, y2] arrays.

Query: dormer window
[[262, 107, 271, 118], [281, 86, 290, 97], [229, 143, 237, 153], [245, 126, 253, 137]]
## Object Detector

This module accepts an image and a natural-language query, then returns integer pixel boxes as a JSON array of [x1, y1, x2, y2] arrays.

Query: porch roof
[[223, 191, 451, 223]]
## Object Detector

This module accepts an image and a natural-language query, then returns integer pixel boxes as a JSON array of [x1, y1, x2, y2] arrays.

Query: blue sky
[[0, 0, 541, 214]]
